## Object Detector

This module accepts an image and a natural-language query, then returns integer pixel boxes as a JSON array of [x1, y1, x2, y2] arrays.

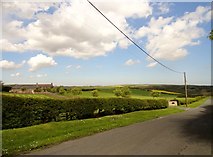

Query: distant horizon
[[2, 82, 212, 87]]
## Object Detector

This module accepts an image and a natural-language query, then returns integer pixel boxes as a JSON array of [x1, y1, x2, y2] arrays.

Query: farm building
[[9, 83, 54, 94], [168, 100, 179, 107]]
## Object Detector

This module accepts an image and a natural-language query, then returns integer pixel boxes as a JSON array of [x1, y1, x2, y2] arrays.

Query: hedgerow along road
[[28, 98, 212, 155]]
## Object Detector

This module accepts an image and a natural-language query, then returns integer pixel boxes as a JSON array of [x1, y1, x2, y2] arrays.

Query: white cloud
[[66, 64, 81, 69], [155, 2, 171, 15], [27, 54, 57, 72], [2, 0, 152, 59], [36, 74, 47, 78], [3, 2, 51, 20], [76, 65, 81, 69], [29, 73, 47, 78], [125, 59, 140, 66], [146, 62, 157, 68], [66, 65, 72, 69], [0, 60, 25, 70], [10, 72, 21, 77], [135, 6, 211, 65]]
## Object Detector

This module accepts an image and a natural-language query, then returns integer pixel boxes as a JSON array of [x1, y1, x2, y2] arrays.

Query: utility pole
[[184, 72, 188, 107]]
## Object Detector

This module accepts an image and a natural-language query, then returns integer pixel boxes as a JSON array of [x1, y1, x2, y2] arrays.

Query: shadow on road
[[180, 104, 213, 142]]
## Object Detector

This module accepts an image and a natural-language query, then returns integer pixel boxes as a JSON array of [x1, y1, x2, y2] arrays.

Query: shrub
[[58, 86, 66, 95], [151, 91, 160, 98], [113, 88, 122, 97], [2, 94, 168, 129], [1, 86, 12, 92], [177, 96, 203, 105], [71, 88, 82, 96], [91, 90, 99, 97], [113, 86, 131, 98], [34, 87, 42, 92]]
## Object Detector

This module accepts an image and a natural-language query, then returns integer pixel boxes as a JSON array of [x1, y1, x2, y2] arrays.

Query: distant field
[[1, 87, 180, 100], [1, 92, 53, 99], [64, 87, 179, 99], [151, 89, 181, 95]]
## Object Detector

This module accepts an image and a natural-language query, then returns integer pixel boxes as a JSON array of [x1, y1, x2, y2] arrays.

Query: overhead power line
[[87, 0, 183, 74]]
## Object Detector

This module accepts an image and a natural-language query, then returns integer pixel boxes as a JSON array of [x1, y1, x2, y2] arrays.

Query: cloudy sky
[[0, 0, 211, 86]]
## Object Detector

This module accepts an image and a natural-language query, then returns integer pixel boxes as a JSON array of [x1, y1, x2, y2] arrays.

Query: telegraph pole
[[184, 72, 188, 107]]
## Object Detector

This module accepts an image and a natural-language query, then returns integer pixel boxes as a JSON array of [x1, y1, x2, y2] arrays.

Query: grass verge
[[188, 97, 210, 108], [1, 97, 208, 156]]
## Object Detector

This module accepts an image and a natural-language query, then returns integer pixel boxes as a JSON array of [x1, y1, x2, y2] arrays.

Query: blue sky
[[1, 1, 211, 86]]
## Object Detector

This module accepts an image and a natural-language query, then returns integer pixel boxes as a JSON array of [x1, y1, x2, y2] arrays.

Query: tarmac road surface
[[28, 98, 212, 155]]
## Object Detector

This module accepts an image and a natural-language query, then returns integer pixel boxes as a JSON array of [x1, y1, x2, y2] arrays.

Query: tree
[[121, 86, 131, 97], [58, 86, 66, 95], [151, 91, 160, 98], [2, 85, 12, 92], [91, 90, 99, 97], [113, 87, 122, 97], [71, 87, 82, 96], [34, 87, 42, 92], [113, 86, 131, 98], [50, 87, 57, 93], [209, 30, 213, 40]]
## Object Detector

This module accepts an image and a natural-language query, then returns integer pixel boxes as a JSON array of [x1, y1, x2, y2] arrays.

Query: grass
[[62, 88, 177, 99], [187, 97, 209, 108], [2, 107, 184, 156], [1, 92, 53, 99]]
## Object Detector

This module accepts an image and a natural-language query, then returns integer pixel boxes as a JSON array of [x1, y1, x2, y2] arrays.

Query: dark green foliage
[[151, 91, 160, 98], [177, 96, 205, 105], [209, 29, 213, 40], [34, 87, 42, 92], [130, 85, 212, 97], [58, 86, 66, 95], [2, 95, 168, 129], [1, 85, 12, 92]]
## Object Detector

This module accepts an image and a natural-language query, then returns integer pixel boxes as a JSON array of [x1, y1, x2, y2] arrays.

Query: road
[[28, 98, 212, 155]]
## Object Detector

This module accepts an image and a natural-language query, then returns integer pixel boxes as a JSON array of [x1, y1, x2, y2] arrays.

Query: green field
[[2, 86, 179, 99], [1, 92, 53, 99]]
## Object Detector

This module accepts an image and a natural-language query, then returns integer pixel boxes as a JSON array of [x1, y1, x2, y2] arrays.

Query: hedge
[[2, 95, 168, 129], [177, 96, 205, 105]]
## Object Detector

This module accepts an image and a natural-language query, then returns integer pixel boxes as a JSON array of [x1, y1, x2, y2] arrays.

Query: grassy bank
[[2, 97, 208, 156], [188, 97, 209, 108]]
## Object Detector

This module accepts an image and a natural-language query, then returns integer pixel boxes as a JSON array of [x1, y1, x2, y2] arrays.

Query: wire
[[87, 0, 184, 74]]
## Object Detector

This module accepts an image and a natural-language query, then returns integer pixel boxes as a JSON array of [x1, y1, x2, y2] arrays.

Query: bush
[[113, 86, 131, 98], [91, 90, 99, 97], [34, 87, 42, 92], [2, 94, 168, 129], [177, 96, 204, 105], [71, 88, 82, 96], [1, 86, 12, 92], [151, 91, 160, 98], [58, 86, 66, 95]]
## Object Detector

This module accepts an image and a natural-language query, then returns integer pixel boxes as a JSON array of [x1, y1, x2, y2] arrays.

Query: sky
[[0, 0, 212, 86]]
